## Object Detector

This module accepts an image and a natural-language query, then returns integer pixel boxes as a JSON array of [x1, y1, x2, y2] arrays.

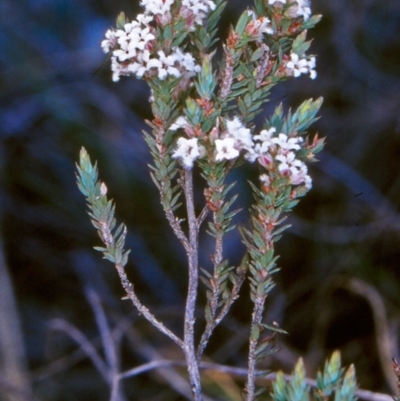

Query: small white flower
[[259, 174, 271, 186], [287, 53, 309, 77], [173, 48, 202, 74], [276, 151, 301, 173], [101, 29, 119, 53], [270, 0, 311, 20], [111, 55, 131, 81], [244, 145, 261, 163], [172, 137, 202, 169], [141, 0, 174, 17], [245, 127, 277, 166], [275, 152, 311, 188], [304, 174, 312, 189], [246, 11, 274, 37], [290, 162, 310, 187], [135, 13, 153, 26], [286, 52, 317, 79], [170, 116, 190, 131], [295, 0, 312, 20], [254, 127, 276, 143], [113, 40, 137, 62], [272, 133, 303, 151], [155, 50, 180, 79], [225, 117, 254, 151], [308, 57, 317, 79], [258, 17, 274, 35], [215, 138, 240, 161], [180, 0, 216, 28]]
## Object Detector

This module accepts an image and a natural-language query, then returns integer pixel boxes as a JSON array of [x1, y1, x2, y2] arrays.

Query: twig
[[49, 319, 109, 381], [311, 276, 397, 395], [196, 205, 210, 230], [343, 278, 397, 394], [85, 288, 126, 401], [182, 168, 203, 401], [122, 320, 200, 400], [114, 262, 184, 349], [164, 207, 190, 253], [197, 265, 246, 360], [86, 288, 118, 375]]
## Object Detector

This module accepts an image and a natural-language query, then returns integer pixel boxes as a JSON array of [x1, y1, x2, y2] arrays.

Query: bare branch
[[196, 205, 210, 230], [114, 263, 184, 349], [164, 207, 190, 252]]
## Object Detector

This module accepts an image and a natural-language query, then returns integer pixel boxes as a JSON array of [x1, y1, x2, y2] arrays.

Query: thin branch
[[49, 319, 109, 381], [122, 320, 198, 400], [196, 205, 210, 230], [85, 288, 126, 401], [197, 265, 246, 360], [164, 207, 190, 253], [182, 168, 203, 401], [339, 278, 397, 394], [86, 288, 118, 375], [114, 263, 184, 349], [95, 203, 184, 350], [198, 211, 225, 355]]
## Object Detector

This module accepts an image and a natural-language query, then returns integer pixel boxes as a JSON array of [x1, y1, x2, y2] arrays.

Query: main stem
[[183, 169, 203, 401]]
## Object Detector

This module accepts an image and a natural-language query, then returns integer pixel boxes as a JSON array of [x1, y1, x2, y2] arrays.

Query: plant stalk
[[183, 169, 203, 400]]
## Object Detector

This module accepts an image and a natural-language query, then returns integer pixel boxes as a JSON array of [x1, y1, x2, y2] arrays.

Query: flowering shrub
[[76, 0, 359, 400]]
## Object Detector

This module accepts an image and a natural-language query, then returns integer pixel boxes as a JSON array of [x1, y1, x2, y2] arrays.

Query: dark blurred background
[[1, 0, 400, 400]]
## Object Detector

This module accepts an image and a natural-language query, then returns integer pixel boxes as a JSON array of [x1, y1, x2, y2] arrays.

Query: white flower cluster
[[246, 126, 312, 189], [101, 0, 216, 81], [286, 52, 316, 79], [171, 116, 312, 188], [268, 0, 312, 21]]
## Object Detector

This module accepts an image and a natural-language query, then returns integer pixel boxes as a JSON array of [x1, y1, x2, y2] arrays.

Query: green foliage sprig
[[271, 351, 358, 401]]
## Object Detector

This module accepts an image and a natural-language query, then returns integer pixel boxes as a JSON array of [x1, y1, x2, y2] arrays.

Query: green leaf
[[235, 11, 250, 36], [259, 323, 288, 334], [302, 14, 322, 30], [250, 323, 260, 341], [251, 46, 267, 62]]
